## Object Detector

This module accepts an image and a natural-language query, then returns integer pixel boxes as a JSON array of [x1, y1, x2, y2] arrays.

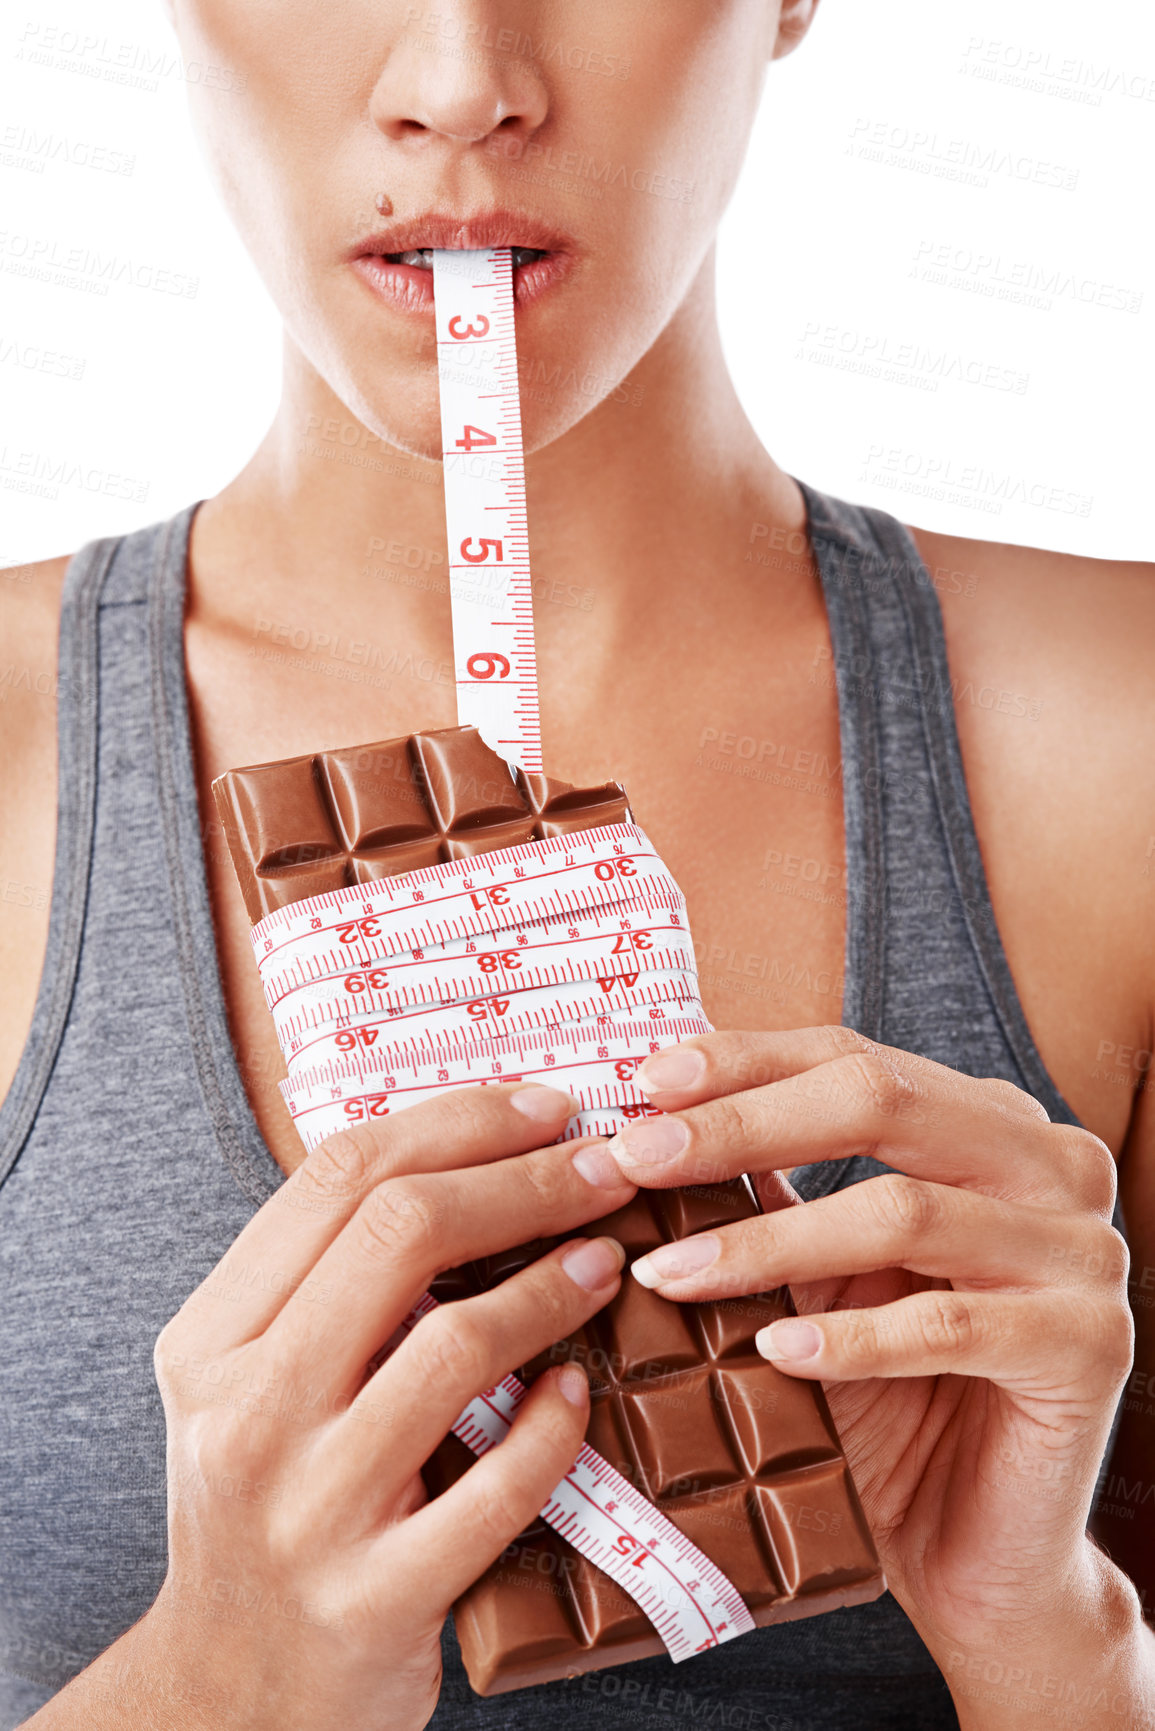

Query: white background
[[1, 0, 1152, 565]]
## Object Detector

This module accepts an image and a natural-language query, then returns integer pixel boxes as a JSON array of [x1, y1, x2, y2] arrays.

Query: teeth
[[385, 246, 547, 270]]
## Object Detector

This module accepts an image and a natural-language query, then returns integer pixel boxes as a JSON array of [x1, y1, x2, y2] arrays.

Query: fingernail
[[608, 1117, 689, 1168], [571, 1142, 629, 1190], [632, 1235, 720, 1289], [556, 1365, 589, 1407], [756, 1319, 821, 1361], [511, 1086, 579, 1123], [561, 1236, 626, 1292], [637, 1047, 706, 1094]]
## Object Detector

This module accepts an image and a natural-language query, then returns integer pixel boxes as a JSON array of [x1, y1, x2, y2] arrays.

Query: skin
[[3, 1, 1154, 1726]]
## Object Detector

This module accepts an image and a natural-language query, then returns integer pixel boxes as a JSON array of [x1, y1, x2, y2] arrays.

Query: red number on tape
[[465, 652, 511, 680], [460, 537, 503, 563], [448, 313, 490, 340], [455, 424, 497, 451]]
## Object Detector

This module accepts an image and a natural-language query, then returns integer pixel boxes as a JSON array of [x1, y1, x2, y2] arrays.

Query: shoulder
[[908, 526, 1155, 704], [907, 524, 1155, 1121]]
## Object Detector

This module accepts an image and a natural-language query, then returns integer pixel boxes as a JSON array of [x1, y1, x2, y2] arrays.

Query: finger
[[626, 1177, 1128, 1302], [635, 1026, 1049, 1115], [263, 1142, 634, 1389], [752, 1288, 1132, 1403], [333, 1236, 622, 1500], [383, 1364, 591, 1612], [605, 1032, 1113, 1212], [180, 1082, 586, 1345]]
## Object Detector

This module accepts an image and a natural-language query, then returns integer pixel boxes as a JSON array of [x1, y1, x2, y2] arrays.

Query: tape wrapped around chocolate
[[212, 726, 884, 1694]]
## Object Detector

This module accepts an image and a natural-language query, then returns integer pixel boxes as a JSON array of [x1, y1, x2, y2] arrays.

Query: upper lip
[[350, 210, 574, 260]]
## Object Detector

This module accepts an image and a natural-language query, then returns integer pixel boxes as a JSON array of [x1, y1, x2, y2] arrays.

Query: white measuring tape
[[400, 1293, 753, 1660], [433, 246, 542, 773], [252, 251, 757, 1661], [257, 826, 753, 1659]]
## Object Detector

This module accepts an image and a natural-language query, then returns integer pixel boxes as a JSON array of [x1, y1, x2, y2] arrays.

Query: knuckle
[[1084, 1299, 1135, 1384], [707, 1092, 758, 1152], [841, 1050, 914, 1121], [297, 1127, 379, 1204], [913, 1291, 978, 1358], [1086, 1223, 1131, 1289], [514, 1149, 562, 1217], [818, 1025, 874, 1061], [152, 1322, 179, 1384], [412, 1308, 491, 1391], [984, 1076, 1050, 1121], [865, 1174, 942, 1242], [467, 1475, 531, 1551], [830, 1307, 880, 1371], [1058, 1128, 1117, 1214], [525, 1261, 581, 1340], [356, 1177, 443, 1267]]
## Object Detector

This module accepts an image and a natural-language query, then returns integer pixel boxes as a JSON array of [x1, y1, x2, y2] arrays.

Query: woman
[[2, 2, 1152, 1726]]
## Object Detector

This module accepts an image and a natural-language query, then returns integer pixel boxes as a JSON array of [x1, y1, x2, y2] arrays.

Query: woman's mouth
[[350, 223, 573, 316], [387, 245, 548, 272]]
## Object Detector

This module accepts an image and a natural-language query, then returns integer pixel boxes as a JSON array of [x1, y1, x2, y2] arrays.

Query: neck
[[191, 249, 810, 654]]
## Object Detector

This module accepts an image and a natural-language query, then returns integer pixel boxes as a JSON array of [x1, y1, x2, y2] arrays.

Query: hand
[[41, 1084, 636, 1731], [603, 1027, 1135, 1665]]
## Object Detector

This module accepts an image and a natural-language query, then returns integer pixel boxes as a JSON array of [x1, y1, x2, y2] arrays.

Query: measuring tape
[[244, 252, 758, 1662], [252, 823, 680, 977], [257, 824, 754, 1658], [433, 247, 542, 773], [398, 1292, 753, 1660], [282, 973, 703, 1070]]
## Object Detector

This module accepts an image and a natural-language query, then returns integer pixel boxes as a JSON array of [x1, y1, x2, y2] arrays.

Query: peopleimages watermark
[[0, 229, 198, 299], [485, 135, 695, 203], [910, 239, 1143, 316], [959, 36, 1155, 107], [0, 335, 85, 381], [0, 446, 149, 504], [847, 117, 1079, 192], [15, 22, 246, 95], [794, 321, 1029, 396], [402, 6, 631, 80], [0, 123, 135, 176], [860, 445, 1093, 519]]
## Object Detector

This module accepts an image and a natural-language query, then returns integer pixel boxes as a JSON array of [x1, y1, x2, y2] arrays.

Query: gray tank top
[[0, 485, 1086, 1729]]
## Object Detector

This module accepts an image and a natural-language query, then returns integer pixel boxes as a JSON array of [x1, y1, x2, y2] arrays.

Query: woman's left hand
[[604, 1027, 1138, 1670]]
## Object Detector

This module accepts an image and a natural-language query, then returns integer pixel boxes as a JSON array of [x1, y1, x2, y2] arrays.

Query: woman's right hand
[[33, 1083, 633, 1731]]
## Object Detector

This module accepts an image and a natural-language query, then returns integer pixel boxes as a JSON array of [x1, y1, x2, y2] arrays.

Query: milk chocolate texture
[[212, 725, 884, 1693], [211, 724, 630, 921]]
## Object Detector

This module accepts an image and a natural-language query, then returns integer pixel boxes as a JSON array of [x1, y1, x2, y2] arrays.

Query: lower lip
[[351, 249, 572, 317]]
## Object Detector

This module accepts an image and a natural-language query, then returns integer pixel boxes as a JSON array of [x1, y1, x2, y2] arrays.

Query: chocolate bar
[[211, 724, 630, 921], [428, 1185, 883, 1694], [212, 726, 884, 1694]]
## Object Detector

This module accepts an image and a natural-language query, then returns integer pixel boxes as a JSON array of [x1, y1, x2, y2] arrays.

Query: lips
[[349, 210, 575, 315]]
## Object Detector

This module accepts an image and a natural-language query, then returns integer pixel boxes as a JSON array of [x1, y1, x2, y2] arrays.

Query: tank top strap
[[791, 479, 1078, 1202], [0, 533, 112, 1184]]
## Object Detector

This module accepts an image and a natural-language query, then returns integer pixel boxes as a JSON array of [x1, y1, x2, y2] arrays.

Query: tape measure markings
[[260, 907, 690, 1016], [249, 825, 671, 964], [284, 978, 703, 1066], [381, 1291, 753, 1658], [434, 246, 542, 771]]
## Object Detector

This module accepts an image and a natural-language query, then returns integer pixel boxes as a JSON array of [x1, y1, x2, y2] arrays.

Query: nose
[[370, 5, 549, 149]]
